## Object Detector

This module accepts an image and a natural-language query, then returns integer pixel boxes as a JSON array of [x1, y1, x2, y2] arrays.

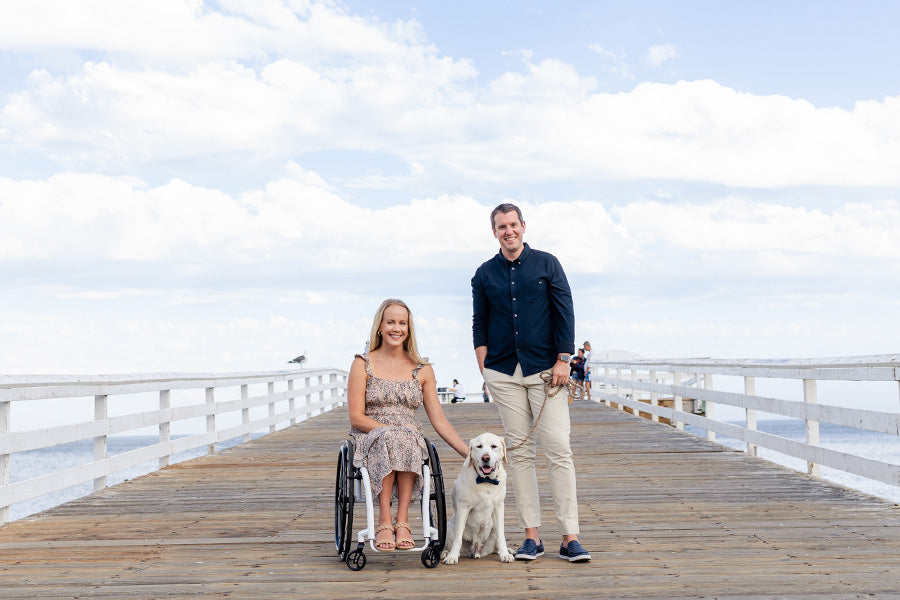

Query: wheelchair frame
[[334, 438, 447, 571]]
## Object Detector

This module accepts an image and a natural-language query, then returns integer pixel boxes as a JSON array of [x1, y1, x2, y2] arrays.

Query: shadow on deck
[[1, 402, 898, 599]]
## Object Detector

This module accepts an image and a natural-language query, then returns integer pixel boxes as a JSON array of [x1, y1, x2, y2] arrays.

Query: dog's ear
[[501, 437, 508, 464], [463, 438, 475, 468]]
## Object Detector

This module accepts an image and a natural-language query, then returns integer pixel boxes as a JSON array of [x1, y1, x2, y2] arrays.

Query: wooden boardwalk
[[1, 402, 898, 599]]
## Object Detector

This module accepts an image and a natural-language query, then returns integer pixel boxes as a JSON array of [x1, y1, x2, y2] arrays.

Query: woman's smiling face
[[380, 304, 409, 348]]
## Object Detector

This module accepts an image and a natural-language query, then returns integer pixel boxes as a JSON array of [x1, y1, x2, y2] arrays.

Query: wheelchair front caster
[[421, 545, 439, 568], [346, 547, 367, 571]]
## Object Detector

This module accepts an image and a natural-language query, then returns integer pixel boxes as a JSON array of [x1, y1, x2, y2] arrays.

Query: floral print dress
[[349, 354, 428, 499]]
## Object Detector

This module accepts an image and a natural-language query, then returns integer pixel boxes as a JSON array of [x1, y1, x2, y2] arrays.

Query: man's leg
[[522, 370, 580, 538], [483, 366, 541, 531]]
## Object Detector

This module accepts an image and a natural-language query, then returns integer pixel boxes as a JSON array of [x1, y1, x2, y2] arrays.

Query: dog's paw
[[442, 552, 460, 565], [499, 548, 515, 563]]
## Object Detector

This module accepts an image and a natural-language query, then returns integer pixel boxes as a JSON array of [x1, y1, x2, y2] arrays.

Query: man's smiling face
[[492, 210, 526, 260]]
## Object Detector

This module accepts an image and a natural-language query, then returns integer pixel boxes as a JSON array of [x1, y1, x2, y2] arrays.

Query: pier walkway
[[1, 401, 898, 599]]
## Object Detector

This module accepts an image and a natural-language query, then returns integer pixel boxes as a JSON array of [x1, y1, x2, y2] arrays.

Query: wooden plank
[[0, 402, 897, 599]]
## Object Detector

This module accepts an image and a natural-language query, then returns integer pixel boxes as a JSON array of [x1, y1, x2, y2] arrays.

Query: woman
[[347, 299, 468, 551]]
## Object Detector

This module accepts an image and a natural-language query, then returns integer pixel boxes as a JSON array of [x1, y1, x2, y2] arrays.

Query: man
[[582, 341, 593, 400], [450, 379, 465, 403], [471, 203, 591, 563]]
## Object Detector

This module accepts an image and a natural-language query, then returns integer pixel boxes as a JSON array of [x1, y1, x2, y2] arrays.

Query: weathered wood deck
[[1, 402, 898, 599]]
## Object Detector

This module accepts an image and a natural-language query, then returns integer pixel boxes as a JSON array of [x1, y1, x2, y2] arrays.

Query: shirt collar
[[495, 242, 532, 266]]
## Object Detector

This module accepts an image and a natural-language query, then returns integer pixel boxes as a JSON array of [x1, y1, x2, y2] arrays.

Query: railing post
[[804, 379, 820, 476], [614, 368, 622, 410], [1, 397, 10, 524], [704, 373, 715, 442], [318, 375, 325, 416], [159, 389, 171, 469], [330, 373, 339, 409], [288, 379, 296, 425], [630, 369, 637, 415], [206, 387, 215, 455], [305, 376, 312, 419], [603, 367, 610, 406], [649, 370, 659, 423], [673, 372, 684, 431], [241, 384, 250, 442], [94, 394, 108, 492], [268, 381, 276, 433], [744, 376, 758, 457]]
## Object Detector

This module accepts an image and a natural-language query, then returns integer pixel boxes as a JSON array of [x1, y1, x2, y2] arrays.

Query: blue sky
[[1, 1, 898, 420]]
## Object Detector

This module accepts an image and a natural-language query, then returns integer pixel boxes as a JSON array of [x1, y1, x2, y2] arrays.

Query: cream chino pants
[[483, 364, 580, 535]]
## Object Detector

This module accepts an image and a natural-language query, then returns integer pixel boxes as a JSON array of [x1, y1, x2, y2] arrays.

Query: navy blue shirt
[[472, 243, 575, 377]]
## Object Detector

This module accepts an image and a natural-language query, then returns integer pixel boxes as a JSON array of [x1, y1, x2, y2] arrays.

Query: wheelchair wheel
[[334, 440, 355, 560], [425, 440, 447, 556], [421, 545, 440, 569]]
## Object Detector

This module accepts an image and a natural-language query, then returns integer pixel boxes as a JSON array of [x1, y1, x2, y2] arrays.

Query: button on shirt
[[472, 243, 575, 377]]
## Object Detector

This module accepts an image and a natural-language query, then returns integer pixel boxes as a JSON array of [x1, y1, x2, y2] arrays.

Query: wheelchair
[[334, 438, 447, 571]]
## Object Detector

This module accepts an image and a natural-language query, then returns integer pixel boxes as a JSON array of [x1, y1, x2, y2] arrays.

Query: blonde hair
[[367, 298, 428, 365]]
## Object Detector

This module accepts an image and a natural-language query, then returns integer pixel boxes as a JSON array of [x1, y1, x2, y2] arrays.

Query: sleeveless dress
[[349, 354, 429, 499]]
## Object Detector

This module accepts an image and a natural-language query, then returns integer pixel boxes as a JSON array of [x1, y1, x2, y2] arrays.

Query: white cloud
[[646, 43, 680, 67], [501, 48, 533, 63], [0, 171, 496, 268], [5, 52, 900, 188], [614, 197, 900, 263], [3, 170, 898, 283], [588, 43, 634, 79]]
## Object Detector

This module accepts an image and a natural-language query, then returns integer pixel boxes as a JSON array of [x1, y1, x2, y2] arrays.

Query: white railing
[[591, 354, 900, 488], [0, 368, 348, 524]]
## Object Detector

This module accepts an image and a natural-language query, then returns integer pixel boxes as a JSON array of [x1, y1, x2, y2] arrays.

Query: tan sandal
[[395, 522, 415, 550], [374, 524, 395, 551]]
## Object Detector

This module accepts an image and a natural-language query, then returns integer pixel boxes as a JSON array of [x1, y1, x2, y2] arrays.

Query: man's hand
[[551, 359, 569, 387]]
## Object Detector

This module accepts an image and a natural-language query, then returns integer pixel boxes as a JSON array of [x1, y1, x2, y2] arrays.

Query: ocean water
[[5, 420, 898, 523], [6, 435, 258, 522], [685, 419, 900, 503]]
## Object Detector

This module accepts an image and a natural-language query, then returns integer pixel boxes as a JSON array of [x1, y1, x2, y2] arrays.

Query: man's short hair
[[490, 203, 524, 229]]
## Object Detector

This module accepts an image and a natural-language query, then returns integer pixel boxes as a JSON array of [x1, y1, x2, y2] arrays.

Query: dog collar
[[475, 475, 500, 485]]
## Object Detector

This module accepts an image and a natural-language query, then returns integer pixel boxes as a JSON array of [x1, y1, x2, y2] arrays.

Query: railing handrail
[[593, 353, 900, 366], [0, 368, 349, 524], [588, 354, 900, 492]]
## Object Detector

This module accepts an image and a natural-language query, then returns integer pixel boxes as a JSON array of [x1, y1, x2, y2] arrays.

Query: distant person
[[570, 349, 585, 383], [582, 341, 593, 400], [472, 202, 591, 563], [347, 298, 467, 551], [482, 381, 491, 402], [450, 378, 465, 403]]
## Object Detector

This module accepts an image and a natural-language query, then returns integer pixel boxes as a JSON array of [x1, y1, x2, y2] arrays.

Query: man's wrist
[[557, 353, 571, 362]]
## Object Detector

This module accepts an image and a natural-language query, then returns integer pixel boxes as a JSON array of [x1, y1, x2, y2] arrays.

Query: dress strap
[[411, 363, 424, 380], [355, 353, 374, 377]]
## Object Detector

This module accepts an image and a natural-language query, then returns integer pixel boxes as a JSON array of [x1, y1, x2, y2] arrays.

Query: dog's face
[[464, 432, 507, 481]]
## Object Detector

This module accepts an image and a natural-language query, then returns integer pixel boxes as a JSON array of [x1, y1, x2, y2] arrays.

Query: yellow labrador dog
[[441, 432, 514, 564]]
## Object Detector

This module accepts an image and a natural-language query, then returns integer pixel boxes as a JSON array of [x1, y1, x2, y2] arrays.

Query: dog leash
[[505, 371, 574, 453]]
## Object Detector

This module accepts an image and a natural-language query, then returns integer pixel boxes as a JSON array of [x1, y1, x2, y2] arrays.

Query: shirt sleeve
[[548, 255, 576, 354], [471, 269, 490, 348]]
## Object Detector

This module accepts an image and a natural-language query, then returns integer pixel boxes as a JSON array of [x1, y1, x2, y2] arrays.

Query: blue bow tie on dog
[[475, 475, 500, 485]]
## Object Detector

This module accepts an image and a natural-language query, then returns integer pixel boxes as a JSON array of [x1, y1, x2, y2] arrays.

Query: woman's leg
[[394, 471, 416, 549], [375, 472, 396, 550]]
